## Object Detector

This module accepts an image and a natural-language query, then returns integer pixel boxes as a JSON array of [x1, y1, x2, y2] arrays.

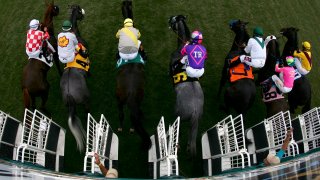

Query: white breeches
[[272, 75, 292, 93], [186, 67, 204, 78], [240, 55, 266, 68], [294, 58, 309, 75]]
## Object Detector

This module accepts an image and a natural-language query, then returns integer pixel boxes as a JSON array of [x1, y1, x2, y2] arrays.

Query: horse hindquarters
[[225, 79, 256, 115], [175, 82, 204, 157], [22, 59, 50, 110], [265, 99, 289, 118], [116, 64, 151, 150], [288, 77, 311, 113], [60, 68, 89, 152]]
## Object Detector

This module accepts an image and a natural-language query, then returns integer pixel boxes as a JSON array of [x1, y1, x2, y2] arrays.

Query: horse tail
[[67, 94, 86, 152], [127, 91, 151, 151], [23, 88, 31, 109], [188, 105, 201, 158]]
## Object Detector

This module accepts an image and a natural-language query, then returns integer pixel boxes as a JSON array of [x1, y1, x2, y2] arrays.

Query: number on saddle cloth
[[261, 78, 284, 102]]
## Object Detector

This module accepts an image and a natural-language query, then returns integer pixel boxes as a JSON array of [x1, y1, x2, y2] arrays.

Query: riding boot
[[139, 49, 147, 61], [115, 51, 120, 61], [275, 86, 282, 95]]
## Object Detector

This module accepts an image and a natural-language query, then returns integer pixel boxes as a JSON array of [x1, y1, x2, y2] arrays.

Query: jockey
[[116, 18, 143, 60], [180, 30, 208, 78], [293, 41, 312, 75], [239, 26, 267, 68], [271, 56, 295, 94], [58, 20, 82, 63], [25, 19, 50, 59]]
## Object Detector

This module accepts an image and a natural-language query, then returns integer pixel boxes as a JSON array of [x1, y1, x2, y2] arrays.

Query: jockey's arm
[[137, 30, 141, 38], [116, 30, 121, 38], [43, 31, 50, 40], [293, 50, 304, 59]]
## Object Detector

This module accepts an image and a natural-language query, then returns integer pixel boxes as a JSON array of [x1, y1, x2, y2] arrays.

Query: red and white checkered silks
[[25, 30, 49, 53]]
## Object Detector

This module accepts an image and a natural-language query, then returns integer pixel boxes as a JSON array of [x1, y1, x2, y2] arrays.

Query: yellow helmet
[[124, 18, 133, 27], [302, 41, 311, 50]]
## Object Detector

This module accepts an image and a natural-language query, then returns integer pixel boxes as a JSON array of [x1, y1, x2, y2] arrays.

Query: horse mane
[[42, 2, 55, 34], [169, 15, 191, 48], [281, 27, 299, 58], [69, 5, 87, 47], [230, 20, 249, 52], [122, 0, 133, 20]]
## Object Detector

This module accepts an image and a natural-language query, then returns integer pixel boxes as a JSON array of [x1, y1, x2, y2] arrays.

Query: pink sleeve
[[274, 64, 282, 73], [180, 46, 187, 55], [43, 31, 50, 40]]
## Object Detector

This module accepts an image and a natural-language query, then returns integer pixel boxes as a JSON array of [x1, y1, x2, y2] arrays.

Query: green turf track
[[0, 0, 320, 178]]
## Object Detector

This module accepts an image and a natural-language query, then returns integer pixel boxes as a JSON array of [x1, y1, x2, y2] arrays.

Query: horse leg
[[288, 97, 297, 114], [23, 88, 31, 110], [40, 90, 50, 116], [117, 102, 125, 132], [302, 97, 311, 114], [53, 52, 63, 76], [129, 105, 151, 151]]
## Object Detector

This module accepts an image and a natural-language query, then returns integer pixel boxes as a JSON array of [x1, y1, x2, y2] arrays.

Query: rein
[[170, 28, 189, 45]]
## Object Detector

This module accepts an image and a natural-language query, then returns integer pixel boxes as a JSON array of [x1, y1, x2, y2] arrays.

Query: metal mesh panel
[[150, 116, 181, 179], [0, 111, 7, 142], [297, 107, 320, 152], [264, 111, 298, 157], [157, 117, 168, 160], [203, 114, 250, 173], [83, 114, 117, 174], [16, 109, 60, 168]]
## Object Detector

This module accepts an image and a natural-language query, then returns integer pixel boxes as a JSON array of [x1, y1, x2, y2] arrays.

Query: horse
[[115, 0, 151, 150], [218, 20, 256, 117], [280, 27, 311, 114], [168, 15, 203, 158], [21, 1, 59, 114], [257, 36, 289, 117], [42, 0, 62, 76], [60, 4, 89, 152]]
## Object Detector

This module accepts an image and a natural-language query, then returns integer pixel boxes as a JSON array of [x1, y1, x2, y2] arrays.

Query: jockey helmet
[[191, 30, 203, 44], [302, 41, 311, 50], [29, 19, 40, 30], [286, 56, 295, 66], [62, 20, 72, 31], [253, 26, 263, 37], [124, 18, 133, 27]]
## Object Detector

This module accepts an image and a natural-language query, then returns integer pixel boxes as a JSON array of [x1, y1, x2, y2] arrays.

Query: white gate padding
[[148, 116, 180, 179], [264, 111, 299, 157], [16, 109, 65, 172], [83, 113, 118, 174], [202, 114, 250, 176], [0, 110, 22, 160], [292, 107, 320, 153]]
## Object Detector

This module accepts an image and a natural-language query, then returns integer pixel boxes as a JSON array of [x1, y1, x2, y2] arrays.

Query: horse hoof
[[129, 128, 135, 134], [117, 128, 123, 132]]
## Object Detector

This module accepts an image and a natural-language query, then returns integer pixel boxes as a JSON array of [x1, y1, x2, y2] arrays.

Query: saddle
[[171, 59, 198, 85], [116, 54, 145, 69], [228, 55, 254, 83], [261, 78, 284, 102]]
